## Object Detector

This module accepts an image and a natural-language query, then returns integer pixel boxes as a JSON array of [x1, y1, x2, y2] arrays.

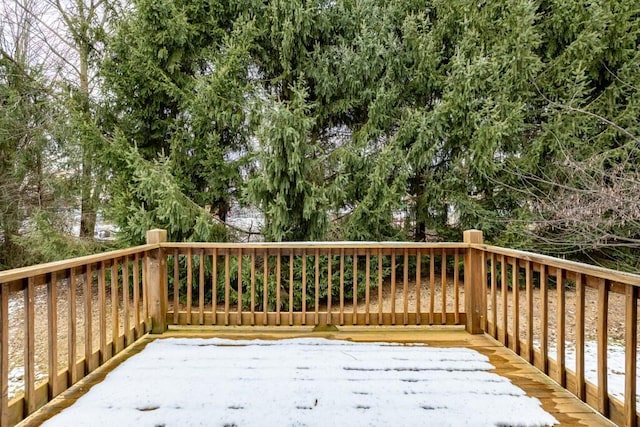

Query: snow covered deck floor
[[21, 328, 613, 426]]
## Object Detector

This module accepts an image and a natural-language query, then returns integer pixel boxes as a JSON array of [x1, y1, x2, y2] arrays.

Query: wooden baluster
[[200, 249, 205, 326], [378, 248, 383, 326], [625, 284, 637, 427], [352, 250, 358, 326], [48, 271, 59, 398], [339, 248, 345, 326], [540, 264, 549, 374], [1, 284, 8, 425], [263, 250, 268, 326], [212, 248, 218, 326], [111, 259, 119, 355], [251, 249, 256, 326], [68, 268, 78, 385], [576, 273, 586, 400], [512, 258, 519, 354], [481, 251, 487, 332], [133, 255, 140, 335], [490, 253, 497, 338], [123, 258, 130, 346], [238, 248, 243, 326], [525, 261, 533, 364], [391, 250, 396, 325], [289, 252, 294, 326], [187, 248, 193, 325], [85, 265, 94, 372], [556, 268, 565, 387], [142, 252, 148, 331], [441, 251, 447, 325], [416, 249, 422, 325], [454, 250, 460, 325], [315, 249, 320, 326], [327, 253, 332, 325], [302, 251, 307, 325], [25, 277, 36, 413], [597, 279, 609, 417], [276, 249, 281, 326], [366, 250, 371, 325], [403, 248, 408, 325], [501, 256, 508, 347], [429, 249, 435, 325], [225, 251, 231, 326], [173, 250, 179, 325], [99, 262, 107, 364]]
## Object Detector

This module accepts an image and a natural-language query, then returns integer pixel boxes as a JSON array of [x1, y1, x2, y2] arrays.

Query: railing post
[[464, 229, 484, 334], [146, 229, 168, 334]]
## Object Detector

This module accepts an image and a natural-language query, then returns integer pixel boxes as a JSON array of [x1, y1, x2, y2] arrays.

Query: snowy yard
[[560, 341, 631, 404], [43, 338, 557, 426]]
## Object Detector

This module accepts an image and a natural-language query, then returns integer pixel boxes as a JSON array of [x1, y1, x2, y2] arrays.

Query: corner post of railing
[[146, 229, 168, 334], [463, 229, 485, 334]]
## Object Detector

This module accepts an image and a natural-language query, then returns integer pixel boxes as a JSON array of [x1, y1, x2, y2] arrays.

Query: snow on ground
[[560, 341, 633, 405], [44, 338, 557, 427]]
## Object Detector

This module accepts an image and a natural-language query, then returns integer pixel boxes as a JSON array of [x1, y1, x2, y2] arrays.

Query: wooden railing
[[160, 242, 468, 328], [147, 230, 482, 332], [477, 244, 640, 427], [2, 228, 639, 426], [0, 244, 156, 426]]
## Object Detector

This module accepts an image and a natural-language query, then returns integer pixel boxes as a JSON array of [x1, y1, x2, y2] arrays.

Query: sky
[[43, 337, 558, 426]]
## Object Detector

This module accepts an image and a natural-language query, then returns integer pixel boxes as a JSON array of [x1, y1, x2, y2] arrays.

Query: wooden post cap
[[146, 229, 167, 244], [463, 229, 484, 244]]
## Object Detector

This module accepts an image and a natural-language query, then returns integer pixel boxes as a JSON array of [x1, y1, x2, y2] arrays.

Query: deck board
[[20, 326, 613, 426]]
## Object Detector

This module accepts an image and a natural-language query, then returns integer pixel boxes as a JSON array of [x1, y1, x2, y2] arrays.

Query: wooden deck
[[20, 326, 613, 426]]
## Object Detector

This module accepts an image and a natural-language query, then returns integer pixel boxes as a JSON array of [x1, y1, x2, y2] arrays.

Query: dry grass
[[7, 280, 141, 398]]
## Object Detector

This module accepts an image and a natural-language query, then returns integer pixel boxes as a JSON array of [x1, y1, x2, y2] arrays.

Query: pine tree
[[333, 0, 543, 242], [246, 82, 328, 241], [0, 57, 52, 267], [102, 0, 256, 243], [246, 0, 413, 241]]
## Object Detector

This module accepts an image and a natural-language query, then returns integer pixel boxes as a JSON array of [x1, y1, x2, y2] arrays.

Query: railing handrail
[[475, 243, 640, 286], [161, 241, 469, 249], [3, 240, 636, 287], [0, 243, 158, 284]]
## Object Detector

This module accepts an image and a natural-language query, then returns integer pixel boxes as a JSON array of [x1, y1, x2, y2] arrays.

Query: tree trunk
[[78, 37, 96, 238], [412, 172, 427, 242], [217, 199, 229, 223]]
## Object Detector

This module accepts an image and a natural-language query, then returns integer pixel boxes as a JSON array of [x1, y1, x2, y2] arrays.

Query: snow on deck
[[44, 338, 558, 426]]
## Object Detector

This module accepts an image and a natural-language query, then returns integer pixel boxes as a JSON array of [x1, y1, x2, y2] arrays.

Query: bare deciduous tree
[[10, 0, 124, 238]]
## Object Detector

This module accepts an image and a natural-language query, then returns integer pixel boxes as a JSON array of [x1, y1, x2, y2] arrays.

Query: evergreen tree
[[0, 56, 52, 267], [246, 82, 328, 241], [387, 0, 543, 241], [246, 0, 411, 241], [97, 0, 640, 273], [102, 0, 256, 243]]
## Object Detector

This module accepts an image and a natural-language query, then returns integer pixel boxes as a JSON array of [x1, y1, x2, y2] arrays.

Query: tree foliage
[[2, 0, 639, 273], [0, 57, 51, 268], [495, 0, 640, 270], [102, 0, 257, 243], [247, 82, 328, 241]]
